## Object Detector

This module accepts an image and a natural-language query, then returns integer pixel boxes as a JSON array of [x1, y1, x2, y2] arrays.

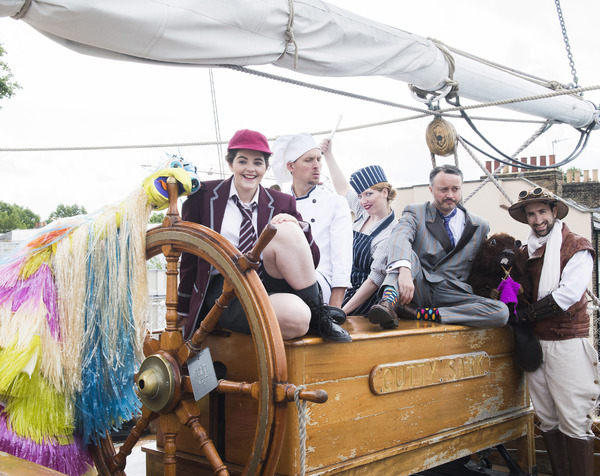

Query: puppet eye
[[490, 238, 496, 246], [515, 240, 521, 248]]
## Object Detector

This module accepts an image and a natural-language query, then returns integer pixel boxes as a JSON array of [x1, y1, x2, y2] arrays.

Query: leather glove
[[515, 294, 563, 323]]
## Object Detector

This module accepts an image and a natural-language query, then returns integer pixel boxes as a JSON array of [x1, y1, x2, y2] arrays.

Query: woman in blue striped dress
[[321, 139, 397, 315]]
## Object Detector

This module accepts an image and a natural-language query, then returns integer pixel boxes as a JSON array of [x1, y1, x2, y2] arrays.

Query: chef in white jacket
[[272, 133, 353, 308]]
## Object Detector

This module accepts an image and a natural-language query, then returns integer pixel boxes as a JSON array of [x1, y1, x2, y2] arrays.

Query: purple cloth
[[0, 406, 93, 476], [497, 276, 521, 305]]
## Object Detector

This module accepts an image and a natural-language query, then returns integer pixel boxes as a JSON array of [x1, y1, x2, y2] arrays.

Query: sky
[[0, 0, 599, 220]]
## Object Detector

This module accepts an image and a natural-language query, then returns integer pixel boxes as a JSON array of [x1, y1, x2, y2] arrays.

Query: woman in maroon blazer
[[177, 129, 350, 343]]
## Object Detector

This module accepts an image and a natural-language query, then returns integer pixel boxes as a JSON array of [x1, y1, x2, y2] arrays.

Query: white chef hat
[[271, 133, 319, 185]]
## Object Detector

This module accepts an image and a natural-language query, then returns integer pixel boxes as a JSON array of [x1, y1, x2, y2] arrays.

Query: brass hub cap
[[136, 354, 176, 412]]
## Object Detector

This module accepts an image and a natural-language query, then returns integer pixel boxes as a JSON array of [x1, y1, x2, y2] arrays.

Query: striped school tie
[[232, 195, 257, 254]]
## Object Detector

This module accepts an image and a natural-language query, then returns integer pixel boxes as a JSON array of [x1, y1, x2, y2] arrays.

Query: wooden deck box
[[144, 317, 534, 475]]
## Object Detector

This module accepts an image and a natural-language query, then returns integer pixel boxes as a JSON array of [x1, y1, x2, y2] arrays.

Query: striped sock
[[416, 308, 440, 322], [380, 286, 399, 306]]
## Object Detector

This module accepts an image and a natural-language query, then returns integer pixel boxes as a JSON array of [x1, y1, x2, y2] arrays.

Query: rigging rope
[[448, 92, 595, 171], [434, 39, 571, 91], [458, 136, 514, 205], [1, 65, 597, 154], [221, 65, 431, 114], [463, 121, 551, 203], [294, 385, 308, 476], [10, 0, 31, 19], [208, 69, 225, 177], [439, 84, 600, 115], [0, 111, 549, 153], [284, 0, 299, 68]]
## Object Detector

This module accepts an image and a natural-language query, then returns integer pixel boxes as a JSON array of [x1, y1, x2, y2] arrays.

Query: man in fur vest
[[508, 186, 599, 476]]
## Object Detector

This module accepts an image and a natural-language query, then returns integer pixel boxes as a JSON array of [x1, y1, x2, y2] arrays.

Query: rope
[[458, 136, 513, 205], [221, 65, 430, 114], [434, 39, 568, 90], [224, 64, 600, 120], [0, 112, 551, 153], [294, 385, 308, 476], [208, 69, 225, 177], [284, 0, 299, 69], [10, 0, 31, 19], [438, 84, 600, 116], [408, 38, 459, 106], [588, 289, 600, 310], [463, 121, 551, 203]]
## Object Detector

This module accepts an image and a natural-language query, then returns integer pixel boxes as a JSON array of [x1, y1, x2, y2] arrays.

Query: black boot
[[296, 283, 351, 343], [324, 305, 346, 325], [542, 429, 570, 476], [566, 435, 594, 476]]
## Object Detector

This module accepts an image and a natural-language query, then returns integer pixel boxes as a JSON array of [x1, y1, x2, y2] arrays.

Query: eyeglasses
[[518, 187, 551, 201]]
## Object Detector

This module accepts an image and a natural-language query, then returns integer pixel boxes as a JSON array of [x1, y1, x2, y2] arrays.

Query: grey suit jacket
[[387, 202, 489, 293]]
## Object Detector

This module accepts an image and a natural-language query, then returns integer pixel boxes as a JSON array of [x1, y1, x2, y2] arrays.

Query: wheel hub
[[136, 353, 176, 412]]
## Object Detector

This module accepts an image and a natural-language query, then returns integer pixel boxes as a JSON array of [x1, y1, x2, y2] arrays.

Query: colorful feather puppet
[[0, 162, 194, 475]]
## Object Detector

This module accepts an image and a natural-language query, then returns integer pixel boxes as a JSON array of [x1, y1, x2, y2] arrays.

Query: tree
[[0, 44, 21, 103], [0, 201, 40, 233], [149, 212, 165, 224], [48, 203, 87, 221]]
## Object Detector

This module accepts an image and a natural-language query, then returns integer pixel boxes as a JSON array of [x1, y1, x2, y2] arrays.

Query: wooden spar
[[3, 0, 598, 128], [447, 55, 598, 129]]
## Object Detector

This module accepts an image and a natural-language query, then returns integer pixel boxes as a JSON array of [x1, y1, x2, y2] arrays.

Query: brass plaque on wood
[[370, 352, 490, 395]]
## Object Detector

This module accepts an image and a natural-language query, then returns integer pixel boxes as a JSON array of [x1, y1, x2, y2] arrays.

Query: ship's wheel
[[89, 178, 326, 475]]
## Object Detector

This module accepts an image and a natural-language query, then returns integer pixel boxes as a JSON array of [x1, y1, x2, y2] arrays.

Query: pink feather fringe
[[0, 406, 93, 476], [0, 263, 60, 340]]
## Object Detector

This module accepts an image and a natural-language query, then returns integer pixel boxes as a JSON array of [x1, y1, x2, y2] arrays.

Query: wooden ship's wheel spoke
[[90, 178, 329, 475]]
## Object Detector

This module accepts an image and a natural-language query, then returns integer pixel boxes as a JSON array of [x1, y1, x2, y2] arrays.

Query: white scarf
[[527, 218, 563, 301]]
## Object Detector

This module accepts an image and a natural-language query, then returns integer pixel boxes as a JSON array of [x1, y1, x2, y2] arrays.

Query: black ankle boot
[[324, 305, 346, 325], [296, 283, 351, 343]]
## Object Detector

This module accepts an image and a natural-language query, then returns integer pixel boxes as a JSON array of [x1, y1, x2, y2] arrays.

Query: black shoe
[[306, 301, 351, 342], [368, 300, 398, 329], [396, 303, 419, 320], [309, 312, 352, 342], [297, 282, 351, 342], [325, 305, 346, 325]]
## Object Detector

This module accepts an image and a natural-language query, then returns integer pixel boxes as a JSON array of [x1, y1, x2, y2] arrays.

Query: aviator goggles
[[517, 187, 553, 201]]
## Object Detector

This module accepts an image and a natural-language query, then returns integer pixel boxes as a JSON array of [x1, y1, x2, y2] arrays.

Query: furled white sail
[[2, 0, 597, 128]]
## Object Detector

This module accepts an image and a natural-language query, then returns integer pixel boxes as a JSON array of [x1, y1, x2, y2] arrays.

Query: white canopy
[[2, 0, 598, 128]]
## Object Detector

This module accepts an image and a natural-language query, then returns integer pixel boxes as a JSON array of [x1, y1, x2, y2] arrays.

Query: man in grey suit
[[367, 165, 509, 328]]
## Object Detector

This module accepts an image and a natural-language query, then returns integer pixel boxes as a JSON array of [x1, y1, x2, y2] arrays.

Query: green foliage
[[48, 203, 87, 221], [0, 44, 21, 102], [0, 201, 40, 233], [149, 212, 165, 224], [147, 256, 166, 270]]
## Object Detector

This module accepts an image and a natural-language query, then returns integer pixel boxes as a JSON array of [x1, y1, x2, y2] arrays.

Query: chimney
[[521, 157, 527, 171], [486, 161, 492, 173], [540, 155, 547, 166], [549, 154, 556, 166], [530, 156, 537, 166]]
